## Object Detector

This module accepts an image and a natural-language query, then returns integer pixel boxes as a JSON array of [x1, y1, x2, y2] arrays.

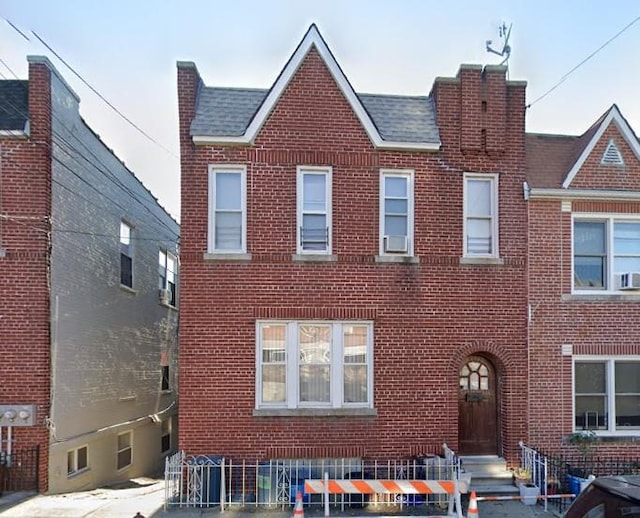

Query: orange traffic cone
[[292, 490, 305, 518], [467, 489, 479, 517]]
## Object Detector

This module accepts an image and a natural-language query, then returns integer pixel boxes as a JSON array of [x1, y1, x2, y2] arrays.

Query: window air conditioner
[[384, 235, 408, 253], [619, 272, 640, 290], [159, 288, 171, 304]]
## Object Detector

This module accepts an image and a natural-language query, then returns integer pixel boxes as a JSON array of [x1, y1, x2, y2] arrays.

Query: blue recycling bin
[[189, 455, 223, 506]]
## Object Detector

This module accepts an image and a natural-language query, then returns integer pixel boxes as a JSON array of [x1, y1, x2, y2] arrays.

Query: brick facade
[[177, 34, 530, 464]]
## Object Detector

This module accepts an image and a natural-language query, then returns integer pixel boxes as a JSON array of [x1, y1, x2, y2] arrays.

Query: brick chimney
[[432, 64, 526, 157]]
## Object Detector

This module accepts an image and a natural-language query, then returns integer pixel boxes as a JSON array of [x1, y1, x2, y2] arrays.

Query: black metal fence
[[0, 446, 40, 494], [524, 445, 640, 515]]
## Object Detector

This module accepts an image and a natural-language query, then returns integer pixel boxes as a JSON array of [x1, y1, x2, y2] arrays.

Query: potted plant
[[512, 467, 532, 487], [567, 431, 598, 494]]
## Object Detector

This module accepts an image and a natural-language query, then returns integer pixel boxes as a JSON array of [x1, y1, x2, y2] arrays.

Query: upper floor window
[[297, 167, 331, 254], [380, 170, 414, 255], [120, 221, 133, 288], [159, 250, 177, 306], [161, 419, 171, 454], [573, 218, 640, 292], [256, 321, 373, 410], [463, 174, 498, 257], [208, 165, 246, 253], [574, 358, 640, 434]]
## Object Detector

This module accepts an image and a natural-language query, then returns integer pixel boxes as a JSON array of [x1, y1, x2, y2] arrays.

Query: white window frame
[[158, 249, 177, 306], [120, 220, 134, 288], [208, 165, 247, 254], [379, 169, 414, 256], [463, 173, 499, 258], [67, 445, 88, 476], [296, 166, 332, 254], [573, 356, 640, 436], [116, 430, 133, 470], [572, 215, 640, 293], [255, 320, 373, 410]]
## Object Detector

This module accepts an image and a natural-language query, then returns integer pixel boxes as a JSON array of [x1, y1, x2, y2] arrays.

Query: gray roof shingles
[[0, 80, 28, 132], [190, 86, 440, 145]]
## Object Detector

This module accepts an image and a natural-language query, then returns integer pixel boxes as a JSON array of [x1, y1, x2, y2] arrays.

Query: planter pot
[[519, 483, 540, 506], [567, 474, 589, 495]]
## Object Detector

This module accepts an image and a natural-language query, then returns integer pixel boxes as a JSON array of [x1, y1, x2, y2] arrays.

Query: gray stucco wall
[[46, 64, 179, 492]]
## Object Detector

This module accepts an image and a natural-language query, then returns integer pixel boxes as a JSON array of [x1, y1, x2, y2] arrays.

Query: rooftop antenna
[[486, 22, 512, 70]]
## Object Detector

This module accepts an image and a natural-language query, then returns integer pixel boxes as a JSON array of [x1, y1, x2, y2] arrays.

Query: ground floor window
[[117, 431, 133, 470], [256, 320, 373, 409], [161, 419, 171, 454], [574, 358, 640, 433], [67, 445, 88, 476]]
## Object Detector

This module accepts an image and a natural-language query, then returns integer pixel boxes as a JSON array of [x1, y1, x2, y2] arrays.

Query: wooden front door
[[458, 356, 498, 455]]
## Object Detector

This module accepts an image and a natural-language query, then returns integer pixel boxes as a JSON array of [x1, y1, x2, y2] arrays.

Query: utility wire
[[0, 57, 18, 79], [527, 15, 640, 109], [4, 18, 30, 41], [31, 31, 178, 159]]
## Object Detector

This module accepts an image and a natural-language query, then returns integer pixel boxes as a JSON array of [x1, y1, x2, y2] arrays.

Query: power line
[[0, 57, 18, 79], [31, 30, 178, 159], [3, 18, 30, 42], [527, 15, 640, 109]]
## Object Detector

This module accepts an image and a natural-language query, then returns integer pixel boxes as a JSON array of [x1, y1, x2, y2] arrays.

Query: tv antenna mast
[[486, 22, 512, 68]]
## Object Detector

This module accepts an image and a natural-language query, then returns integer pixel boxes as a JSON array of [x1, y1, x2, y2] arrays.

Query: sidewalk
[[0, 479, 563, 517]]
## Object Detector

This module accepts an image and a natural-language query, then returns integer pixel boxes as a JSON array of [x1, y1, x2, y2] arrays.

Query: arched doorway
[[458, 356, 498, 455]]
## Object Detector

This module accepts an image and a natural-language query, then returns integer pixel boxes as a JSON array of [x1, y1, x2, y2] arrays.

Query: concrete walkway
[[0, 479, 565, 517]]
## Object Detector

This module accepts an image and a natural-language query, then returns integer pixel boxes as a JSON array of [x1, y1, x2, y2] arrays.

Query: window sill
[[253, 408, 377, 417], [460, 256, 504, 266], [120, 285, 137, 295], [67, 467, 90, 479], [292, 254, 337, 262], [375, 255, 419, 264], [159, 301, 178, 310], [203, 252, 252, 262], [563, 293, 640, 302]]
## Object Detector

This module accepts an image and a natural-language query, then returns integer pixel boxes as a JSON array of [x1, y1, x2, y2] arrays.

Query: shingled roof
[[0, 80, 28, 132], [191, 87, 440, 145]]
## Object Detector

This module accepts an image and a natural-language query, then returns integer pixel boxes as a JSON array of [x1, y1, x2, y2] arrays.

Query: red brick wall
[[0, 61, 53, 491], [178, 52, 528, 463]]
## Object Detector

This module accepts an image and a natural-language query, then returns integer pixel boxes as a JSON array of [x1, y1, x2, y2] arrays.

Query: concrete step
[[459, 455, 518, 495]]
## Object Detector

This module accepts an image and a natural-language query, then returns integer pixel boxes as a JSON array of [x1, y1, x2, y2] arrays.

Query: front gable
[[562, 105, 640, 191], [191, 25, 440, 151]]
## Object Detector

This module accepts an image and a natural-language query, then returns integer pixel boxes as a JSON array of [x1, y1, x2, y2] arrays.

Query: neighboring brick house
[[0, 56, 180, 493], [525, 105, 640, 457], [177, 25, 530, 464]]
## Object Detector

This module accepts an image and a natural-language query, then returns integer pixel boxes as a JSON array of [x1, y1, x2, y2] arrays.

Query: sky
[[2, 1, 640, 221]]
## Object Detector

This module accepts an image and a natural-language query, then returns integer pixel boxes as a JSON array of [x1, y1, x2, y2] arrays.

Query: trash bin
[[189, 455, 223, 506], [258, 462, 276, 506]]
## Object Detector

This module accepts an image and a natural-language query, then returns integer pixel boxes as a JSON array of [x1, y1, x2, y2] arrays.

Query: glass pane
[[467, 219, 492, 254], [615, 362, 640, 392], [117, 449, 131, 469], [385, 176, 407, 197], [479, 365, 488, 376], [574, 222, 605, 254], [459, 377, 468, 390], [299, 365, 330, 402], [216, 172, 241, 210], [614, 257, 640, 274], [460, 365, 470, 376], [120, 221, 131, 245], [303, 174, 326, 212], [614, 222, 640, 254], [262, 365, 286, 403], [118, 433, 131, 449], [470, 372, 479, 390], [67, 451, 74, 474], [466, 180, 492, 216], [344, 326, 367, 364], [575, 362, 606, 393], [215, 212, 242, 249], [385, 199, 408, 215], [344, 365, 367, 403], [574, 257, 605, 288], [480, 377, 489, 390], [615, 395, 640, 430], [299, 325, 330, 363], [469, 362, 480, 371], [575, 395, 607, 430], [77, 447, 87, 470], [385, 215, 408, 236], [301, 214, 327, 250]]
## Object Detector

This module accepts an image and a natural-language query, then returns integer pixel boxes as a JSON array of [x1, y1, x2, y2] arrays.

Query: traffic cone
[[467, 489, 479, 517], [292, 490, 305, 518]]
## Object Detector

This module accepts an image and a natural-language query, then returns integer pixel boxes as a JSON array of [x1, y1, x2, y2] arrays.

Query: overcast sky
[[2, 1, 639, 221]]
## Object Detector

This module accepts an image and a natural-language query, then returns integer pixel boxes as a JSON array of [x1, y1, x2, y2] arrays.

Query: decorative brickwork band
[[254, 307, 377, 320]]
